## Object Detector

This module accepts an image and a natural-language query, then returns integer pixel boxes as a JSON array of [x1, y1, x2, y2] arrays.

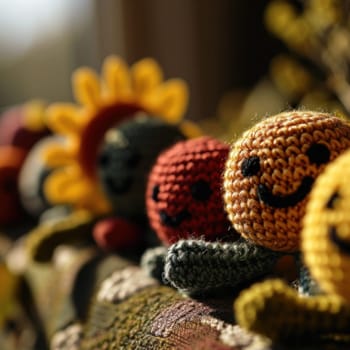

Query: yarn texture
[[164, 239, 281, 295], [235, 147, 350, 340], [77, 265, 270, 350], [224, 110, 350, 252], [146, 136, 233, 245], [98, 115, 185, 222], [235, 279, 350, 340], [303, 147, 350, 300]]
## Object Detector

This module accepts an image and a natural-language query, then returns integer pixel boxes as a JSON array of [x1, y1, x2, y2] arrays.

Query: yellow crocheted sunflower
[[44, 56, 198, 214]]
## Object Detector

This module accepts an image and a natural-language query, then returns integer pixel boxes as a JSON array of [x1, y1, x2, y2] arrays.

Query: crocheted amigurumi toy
[[142, 136, 279, 290], [93, 114, 186, 250], [25, 56, 202, 260], [43, 55, 200, 216], [0, 100, 49, 151], [146, 136, 233, 245], [163, 111, 350, 295], [234, 130, 350, 340]]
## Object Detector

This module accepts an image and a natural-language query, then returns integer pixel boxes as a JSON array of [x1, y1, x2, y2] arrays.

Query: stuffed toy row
[[24, 55, 202, 263], [142, 110, 350, 298], [5, 54, 350, 349]]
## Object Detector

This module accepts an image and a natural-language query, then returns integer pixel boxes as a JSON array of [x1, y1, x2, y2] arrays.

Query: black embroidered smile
[[329, 225, 350, 255], [159, 210, 191, 227], [241, 143, 331, 209], [257, 176, 314, 208]]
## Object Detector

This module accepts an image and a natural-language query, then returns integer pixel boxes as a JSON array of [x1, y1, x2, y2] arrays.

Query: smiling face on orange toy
[[224, 111, 350, 252], [146, 136, 233, 245]]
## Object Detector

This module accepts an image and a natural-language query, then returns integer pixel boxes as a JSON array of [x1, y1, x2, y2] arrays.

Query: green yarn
[[164, 238, 282, 295]]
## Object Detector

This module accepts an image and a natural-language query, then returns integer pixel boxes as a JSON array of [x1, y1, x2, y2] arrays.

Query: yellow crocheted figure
[[235, 147, 350, 340], [224, 110, 350, 252], [43, 56, 200, 215]]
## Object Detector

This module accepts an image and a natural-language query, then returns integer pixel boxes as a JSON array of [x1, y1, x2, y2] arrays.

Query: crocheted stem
[[235, 279, 350, 340], [164, 239, 281, 295]]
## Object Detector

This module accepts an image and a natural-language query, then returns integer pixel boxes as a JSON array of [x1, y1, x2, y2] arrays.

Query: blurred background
[[0, 0, 282, 123], [1, 0, 349, 134]]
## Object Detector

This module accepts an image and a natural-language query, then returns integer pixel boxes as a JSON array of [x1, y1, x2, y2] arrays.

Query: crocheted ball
[[302, 148, 350, 301], [224, 111, 350, 252], [146, 136, 232, 245], [97, 115, 185, 221]]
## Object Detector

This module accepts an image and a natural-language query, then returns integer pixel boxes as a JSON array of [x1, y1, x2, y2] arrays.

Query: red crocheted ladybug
[[146, 136, 233, 245]]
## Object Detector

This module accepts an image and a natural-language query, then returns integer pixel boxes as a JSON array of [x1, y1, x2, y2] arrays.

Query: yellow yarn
[[43, 55, 192, 215], [235, 147, 350, 339], [302, 147, 350, 301], [224, 110, 350, 252], [235, 279, 350, 339]]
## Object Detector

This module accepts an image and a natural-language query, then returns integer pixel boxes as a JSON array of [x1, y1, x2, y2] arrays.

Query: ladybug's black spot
[[152, 185, 160, 202]]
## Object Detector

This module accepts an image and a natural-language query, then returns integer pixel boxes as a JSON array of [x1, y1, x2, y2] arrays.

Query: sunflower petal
[[43, 143, 76, 167], [44, 165, 87, 204], [44, 165, 111, 214], [46, 104, 84, 136], [131, 58, 163, 97], [73, 68, 102, 108], [148, 79, 189, 123], [102, 56, 132, 99], [23, 100, 47, 132]]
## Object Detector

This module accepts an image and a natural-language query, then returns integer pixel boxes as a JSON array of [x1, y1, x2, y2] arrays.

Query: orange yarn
[[224, 111, 350, 252]]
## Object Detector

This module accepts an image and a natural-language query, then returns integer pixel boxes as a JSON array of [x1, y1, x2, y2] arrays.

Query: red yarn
[[146, 136, 232, 245], [93, 217, 143, 251]]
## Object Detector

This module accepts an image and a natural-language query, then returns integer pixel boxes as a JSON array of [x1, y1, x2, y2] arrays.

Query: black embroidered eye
[[241, 156, 260, 177], [326, 191, 340, 209], [191, 179, 212, 201], [126, 151, 141, 168], [152, 185, 160, 202], [306, 143, 330, 165]]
